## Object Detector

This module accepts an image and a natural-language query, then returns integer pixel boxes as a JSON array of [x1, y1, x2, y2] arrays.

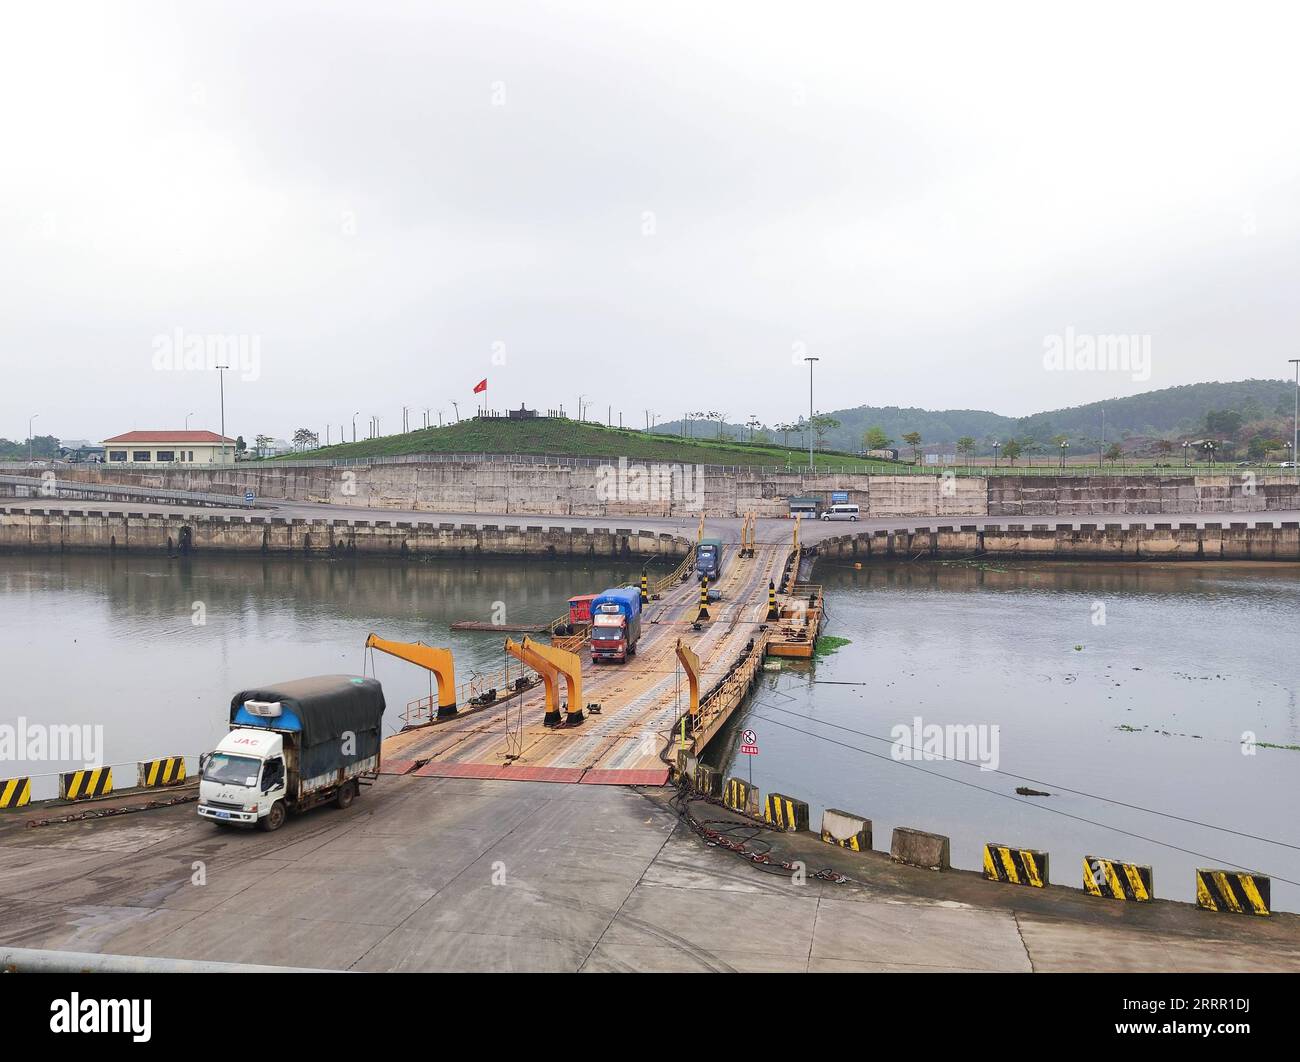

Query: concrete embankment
[[0, 506, 690, 559], [816, 520, 1300, 561], [8, 462, 1300, 518]]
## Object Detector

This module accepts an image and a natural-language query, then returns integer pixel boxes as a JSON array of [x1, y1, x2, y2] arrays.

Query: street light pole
[[352, 412, 359, 443], [804, 356, 820, 470], [217, 363, 228, 464], [1290, 359, 1299, 482], [28, 414, 38, 463]]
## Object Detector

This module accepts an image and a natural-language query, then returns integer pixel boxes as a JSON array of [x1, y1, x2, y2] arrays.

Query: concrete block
[[820, 809, 872, 852], [890, 827, 950, 871], [723, 776, 760, 817], [983, 843, 1049, 887], [764, 793, 809, 832]]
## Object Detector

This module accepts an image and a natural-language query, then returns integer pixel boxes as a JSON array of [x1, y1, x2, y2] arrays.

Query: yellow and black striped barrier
[[0, 776, 31, 809], [640, 570, 649, 604], [764, 792, 809, 832], [696, 576, 710, 621], [692, 763, 721, 798], [60, 767, 113, 801], [1083, 855, 1153, 901], [820, 808, 871, 851], [1196, 868, 1270, 916], [983, 843, 1049, 887], [138, 756, 187, 788], [765, 580, 778, 621], [723, 776, 758, 816]]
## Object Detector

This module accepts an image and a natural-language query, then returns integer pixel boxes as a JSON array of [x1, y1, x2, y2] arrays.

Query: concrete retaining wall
[[5, 465, 1300, 519], [0, 507, 692, 560], [817, 521, 1300, 562]]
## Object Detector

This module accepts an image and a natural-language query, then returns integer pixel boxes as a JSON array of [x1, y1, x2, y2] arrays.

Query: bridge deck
[[382, 542, 785, 784]]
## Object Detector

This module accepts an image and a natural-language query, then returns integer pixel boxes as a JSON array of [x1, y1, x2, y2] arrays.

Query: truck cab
[[696, 537, 724, 582], [198, 728, 289, 829], [198, 675, 385, 832], [589, 587, 642, 663]]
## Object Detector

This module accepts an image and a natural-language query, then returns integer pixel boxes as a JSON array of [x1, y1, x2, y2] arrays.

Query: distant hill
[[655, 379, 1294, 455]]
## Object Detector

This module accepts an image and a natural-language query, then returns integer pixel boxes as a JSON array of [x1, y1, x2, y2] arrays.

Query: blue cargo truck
[[589, 586, 642, 663], [696, 537, 724, 582]]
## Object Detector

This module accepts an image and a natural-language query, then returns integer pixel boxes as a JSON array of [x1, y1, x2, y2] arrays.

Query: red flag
[[473, 378, 487, 394]]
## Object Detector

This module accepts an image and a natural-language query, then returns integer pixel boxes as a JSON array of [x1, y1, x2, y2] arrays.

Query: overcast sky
[[3, 1, 1299, 443]]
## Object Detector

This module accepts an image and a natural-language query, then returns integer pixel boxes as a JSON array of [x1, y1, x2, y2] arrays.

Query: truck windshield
[[202, 753, 262, 786], [593, 618, 624, 641]]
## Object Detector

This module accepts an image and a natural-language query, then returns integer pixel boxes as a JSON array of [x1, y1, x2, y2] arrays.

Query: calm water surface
[[712, 560, 1300, 909], [2, 553, 1297, 909]]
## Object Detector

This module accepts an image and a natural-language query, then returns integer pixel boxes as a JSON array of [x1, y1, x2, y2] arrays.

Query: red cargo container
[[568, 594, 597, 626]]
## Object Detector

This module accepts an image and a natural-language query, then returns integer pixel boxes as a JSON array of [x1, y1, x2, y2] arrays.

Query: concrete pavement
[[0, 777, 1295, 972]]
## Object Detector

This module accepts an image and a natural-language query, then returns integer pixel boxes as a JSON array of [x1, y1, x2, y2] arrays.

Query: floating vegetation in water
[[813, 636, 852, 659], [1257, 741, 1300, 752], [1115, 724, 1202, 739], [938, 559, 1011, 572]]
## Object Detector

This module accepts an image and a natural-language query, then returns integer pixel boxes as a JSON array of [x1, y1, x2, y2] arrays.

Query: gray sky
[[4, 1, 1299, 443]]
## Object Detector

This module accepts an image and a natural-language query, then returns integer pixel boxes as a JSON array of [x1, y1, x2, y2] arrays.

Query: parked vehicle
[[696, 537, 724, 581], [589, 587, 642, 663], [821, 503, 860, 521], [198, 675, 385, 831], [568, 593, 598, 626]]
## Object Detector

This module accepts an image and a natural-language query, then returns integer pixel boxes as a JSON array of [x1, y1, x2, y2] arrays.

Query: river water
[[2, 552, 1297, 909], [714, 560, 1300, 910]]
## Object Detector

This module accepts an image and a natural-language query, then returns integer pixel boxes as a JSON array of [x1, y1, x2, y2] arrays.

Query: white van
[[821, 503, 859, 521]]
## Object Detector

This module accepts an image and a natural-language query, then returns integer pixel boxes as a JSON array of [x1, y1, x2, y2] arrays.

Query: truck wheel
[[259, 800, 286, 832], [334, 780, 358, 809]]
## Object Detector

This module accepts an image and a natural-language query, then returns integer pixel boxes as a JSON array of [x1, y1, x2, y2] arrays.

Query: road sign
[[831, 490, 849, 504], [740, 728, 758, 755], [244, 490, 255, 504]]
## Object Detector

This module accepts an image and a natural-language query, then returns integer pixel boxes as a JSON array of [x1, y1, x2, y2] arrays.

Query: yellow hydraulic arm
[[365, 633, 458, 718], [675, 638, 700, 719], [506, 637, 585, 727], [522, 637, 584, 726]]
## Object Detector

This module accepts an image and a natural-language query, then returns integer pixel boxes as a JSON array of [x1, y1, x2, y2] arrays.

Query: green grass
[[267, 418, 905, 469], [263, 418, 1300, 475]]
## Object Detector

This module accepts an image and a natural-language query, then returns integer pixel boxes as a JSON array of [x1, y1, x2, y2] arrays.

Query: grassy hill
[[267, 417, 900, 469], [655, 379, 1294, 455]]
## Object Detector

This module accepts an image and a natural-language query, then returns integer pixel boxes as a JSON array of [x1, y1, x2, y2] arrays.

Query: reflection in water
[[4, 551, 1298, 910], [0, 552, 649, 797], [712, 560, 1300, 910]]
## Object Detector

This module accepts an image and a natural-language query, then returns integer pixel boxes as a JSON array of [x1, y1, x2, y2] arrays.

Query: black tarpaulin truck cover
[[229, 675, 386, 748]]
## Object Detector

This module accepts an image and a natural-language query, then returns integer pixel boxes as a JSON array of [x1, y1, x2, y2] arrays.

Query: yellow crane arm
[[365, 633, 457, 714]]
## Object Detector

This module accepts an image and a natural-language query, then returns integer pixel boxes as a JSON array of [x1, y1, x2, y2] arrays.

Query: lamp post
[[992, 440, 1000, 468], [1289, 359, 1299, 482], [216, 362, 229, 464], [28, 414, 38, 463], [185, 411, 195, 430], [1182, 440, 1189, 468], [1059, 439, 1070, 469], [804, 356, 820, 470]]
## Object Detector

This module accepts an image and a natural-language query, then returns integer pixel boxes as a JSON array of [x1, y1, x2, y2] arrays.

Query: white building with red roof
[[101, 430, 237, 465]]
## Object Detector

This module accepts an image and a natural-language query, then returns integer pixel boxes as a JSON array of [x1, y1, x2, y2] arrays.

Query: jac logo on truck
[[230, 736, 261, 746]]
